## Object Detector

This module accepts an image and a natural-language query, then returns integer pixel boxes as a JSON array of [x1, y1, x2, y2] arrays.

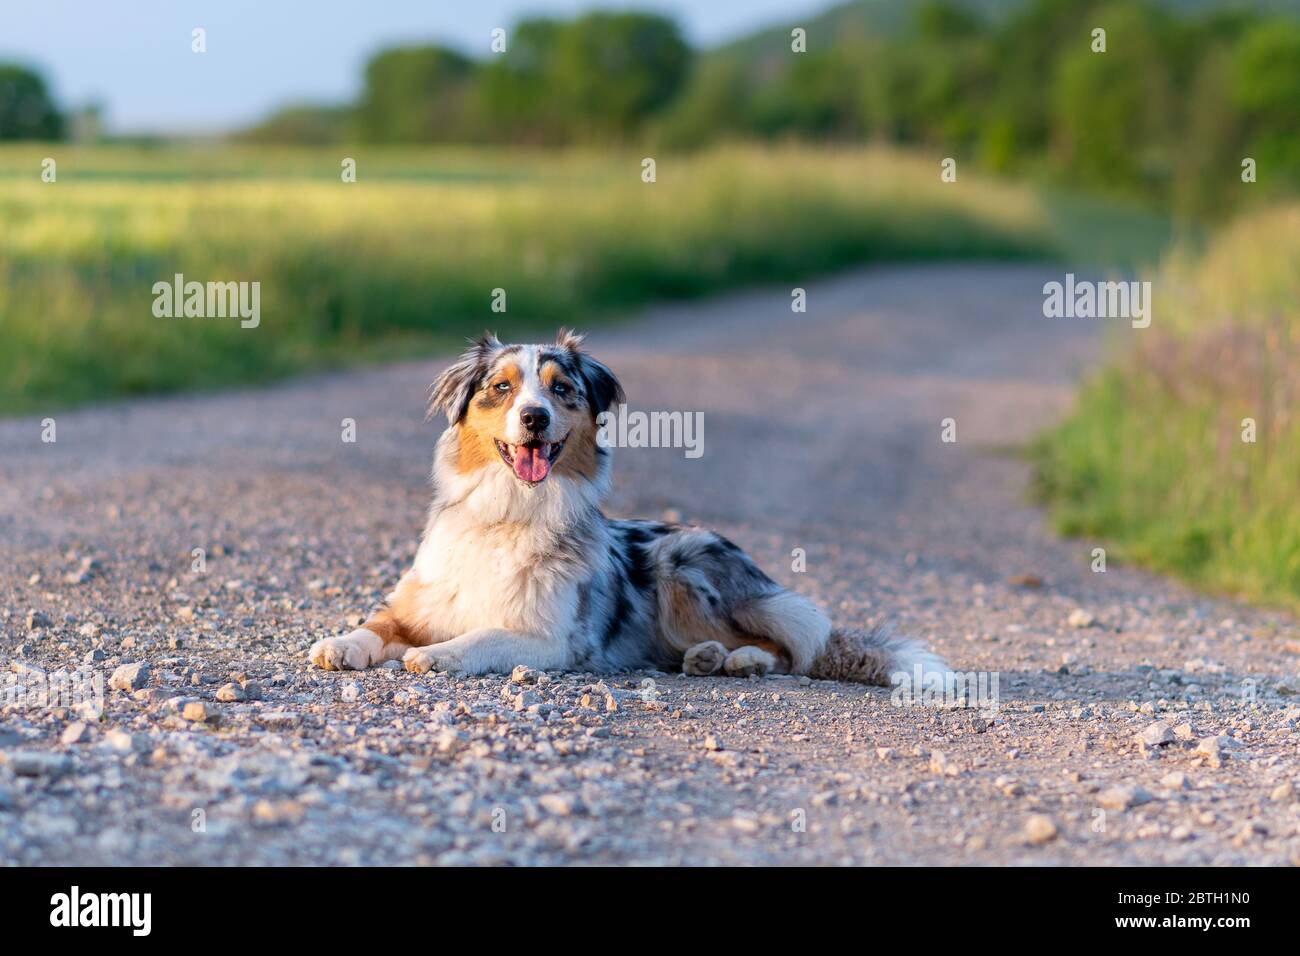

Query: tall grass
[[1, 144, 1145, 411], [1033, 207, 1300, 607]]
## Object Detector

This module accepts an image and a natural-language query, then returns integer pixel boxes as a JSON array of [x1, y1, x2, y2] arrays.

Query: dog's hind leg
[[651, 529, 831, 675], [682, 640, 727, 675]]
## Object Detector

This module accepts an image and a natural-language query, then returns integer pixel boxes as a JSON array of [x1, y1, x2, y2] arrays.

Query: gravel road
[[2, 263, 1299, 865]]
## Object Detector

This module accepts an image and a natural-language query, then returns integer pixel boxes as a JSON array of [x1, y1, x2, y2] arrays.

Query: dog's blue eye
[[552, 383, 568, 395], [493, 382, 510, 392]]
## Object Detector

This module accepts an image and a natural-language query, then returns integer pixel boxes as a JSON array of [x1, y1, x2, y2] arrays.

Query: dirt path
[[2, 263, 1298, 865]]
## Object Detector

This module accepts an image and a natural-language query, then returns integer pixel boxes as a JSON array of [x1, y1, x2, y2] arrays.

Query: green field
[[0, 144, 1169, 412], [1034, 206, 1300, 608]]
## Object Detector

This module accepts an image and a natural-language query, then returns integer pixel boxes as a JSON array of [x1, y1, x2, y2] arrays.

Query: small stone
[[1160, 771, 1189, 791], [1067, 609, 1096, 629], [604, 694, 619, 714], [215, 682, 246, 702], [702, 734, 724, 752], [241, 681, 264, 700], [511, 665, 540, 684], [103, 730, 138, 753], [182, 701, 211, 722], [1024, 814, 1059, 844], [4, 751, 71, 777], [252, 799, 305, 827], [1136, 722, 1174, 748], [83, 648, 106, 664], [1270, 781, 1295, 802], [340, 681, 361, 703], [109, 662, 150, 692], [1098, 785, 1154, 810], [995, 775, 1024, 796], [875, 747, 896, 761], [25, 610, 52, 631], [1195, 735, 1236, 766], [929, 750, 956, 775], [538, 793, 583, 816], [61, 722, 91, 745], [257, 711, 300, 730], [77, 622, 100, 639]]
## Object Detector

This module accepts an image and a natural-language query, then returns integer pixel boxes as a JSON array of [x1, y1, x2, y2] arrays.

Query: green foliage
[[238, 103, 352, 145], [0, 144, 1097, 412], [356, 46, 475, 143], [1034, 206, 1300, 607], [0, 64, 63, 140], [546, 13, 690, 141], [239, 0, 1299, 220]]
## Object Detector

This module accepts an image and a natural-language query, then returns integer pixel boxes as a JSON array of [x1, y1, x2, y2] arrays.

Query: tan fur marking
[[365, 573, 437, 650], [455, 360, 520, 475]]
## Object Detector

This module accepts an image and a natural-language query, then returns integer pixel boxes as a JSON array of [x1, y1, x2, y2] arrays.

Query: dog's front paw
[[403, 645, 455, 675], [683, 640, 728, 676], [723, 645, 775, 678], [309, 630, 381, 671]]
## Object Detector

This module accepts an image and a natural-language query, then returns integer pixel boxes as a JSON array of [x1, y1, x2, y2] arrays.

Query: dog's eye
[[492, 382, 510, 392], [551, 382, 568, 395]]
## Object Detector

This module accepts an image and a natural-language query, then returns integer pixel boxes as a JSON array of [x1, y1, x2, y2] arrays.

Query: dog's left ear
[[556, 327, 624, 417], [428, 332, 500, 424]]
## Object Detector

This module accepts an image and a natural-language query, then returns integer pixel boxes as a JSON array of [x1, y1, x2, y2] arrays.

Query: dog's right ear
[[427, 333, 501, 424]]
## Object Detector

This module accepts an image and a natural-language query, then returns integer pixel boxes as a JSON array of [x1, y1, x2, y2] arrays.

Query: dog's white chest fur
[[409, 507, 583, 641]]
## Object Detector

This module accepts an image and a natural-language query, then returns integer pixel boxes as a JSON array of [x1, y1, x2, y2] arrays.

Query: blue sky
[[0, 0, 829, 134]]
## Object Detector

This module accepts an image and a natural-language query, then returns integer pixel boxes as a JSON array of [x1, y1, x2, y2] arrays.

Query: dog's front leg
[[402, 628, 571, 676]]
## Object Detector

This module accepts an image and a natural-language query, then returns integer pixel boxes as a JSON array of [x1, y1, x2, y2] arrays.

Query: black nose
[[519, 406, 550, 432]]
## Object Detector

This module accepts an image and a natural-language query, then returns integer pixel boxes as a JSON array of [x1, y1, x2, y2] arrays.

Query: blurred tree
[[0, 65, 63, 140], [356, 46, 475, 143], [750, 46, 868, 140], [1233, 19, 1300, 187], [1049, 2, 1177, 196], [239, 103, 351, 144], [476, 18, 566, 144], [547, 13, 690, 141], [656, 56, 752, 148]]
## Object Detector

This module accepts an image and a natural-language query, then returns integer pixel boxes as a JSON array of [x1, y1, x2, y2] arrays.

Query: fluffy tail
[[808, 623, 948, 686]]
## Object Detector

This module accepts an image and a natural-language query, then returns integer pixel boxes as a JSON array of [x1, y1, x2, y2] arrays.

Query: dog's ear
[[556, 327, 624, 417], [428, 332, 501, 424]]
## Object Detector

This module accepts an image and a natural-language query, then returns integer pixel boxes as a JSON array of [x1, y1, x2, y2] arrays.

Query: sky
[[0, 0, 831, 134]]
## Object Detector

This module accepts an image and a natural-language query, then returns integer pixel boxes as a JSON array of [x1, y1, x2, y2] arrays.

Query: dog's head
[[428, 329, 623, 488]]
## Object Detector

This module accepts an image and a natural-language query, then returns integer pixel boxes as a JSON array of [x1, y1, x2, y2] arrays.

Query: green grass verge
[[1033, 206, 1300, 608], [0, 143, 1168, 412]]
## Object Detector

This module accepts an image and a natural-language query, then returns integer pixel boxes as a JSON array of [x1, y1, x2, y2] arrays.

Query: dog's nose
[[519, 406, 550, 432]]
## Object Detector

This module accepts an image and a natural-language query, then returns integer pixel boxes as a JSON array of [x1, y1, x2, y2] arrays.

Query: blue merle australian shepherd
[[310, 330, 946, 683]]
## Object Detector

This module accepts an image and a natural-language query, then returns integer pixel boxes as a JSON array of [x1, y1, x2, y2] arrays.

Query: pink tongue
[[513, 444, 550, 482]]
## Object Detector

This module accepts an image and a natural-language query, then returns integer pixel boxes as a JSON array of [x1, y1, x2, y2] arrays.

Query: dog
[[308, 330, 947, 683]]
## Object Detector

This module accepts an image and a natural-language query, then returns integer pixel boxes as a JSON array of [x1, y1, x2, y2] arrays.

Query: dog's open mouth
[[495, 437, 566, 484]]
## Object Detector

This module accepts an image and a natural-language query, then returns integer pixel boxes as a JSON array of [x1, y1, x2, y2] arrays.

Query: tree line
[[5, 1, 1297, 217]]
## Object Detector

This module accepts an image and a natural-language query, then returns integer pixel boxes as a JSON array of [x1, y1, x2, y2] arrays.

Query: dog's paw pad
[[683, 641, 728, 676], [723, 645, 775, 678]]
